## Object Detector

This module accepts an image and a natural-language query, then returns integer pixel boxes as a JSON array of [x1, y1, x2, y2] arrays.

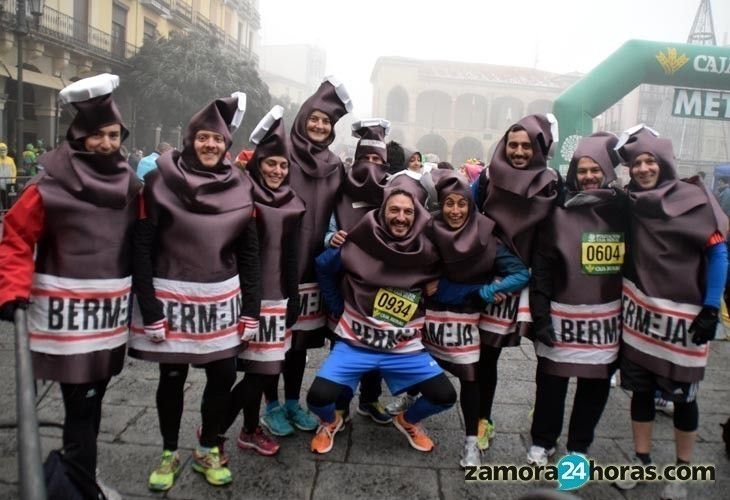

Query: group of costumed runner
[[0, 73, 725, 498]]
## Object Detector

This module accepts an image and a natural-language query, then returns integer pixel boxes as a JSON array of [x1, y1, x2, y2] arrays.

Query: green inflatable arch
[[551, 39, 730, 170]]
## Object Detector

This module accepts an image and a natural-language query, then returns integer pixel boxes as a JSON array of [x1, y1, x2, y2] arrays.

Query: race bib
[[373, 288, 421, 327], [581, 232, 624, 275]]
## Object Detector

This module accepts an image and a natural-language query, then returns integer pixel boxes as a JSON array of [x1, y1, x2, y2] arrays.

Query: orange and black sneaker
[[310, 414, 343, 454], [393, 412, 434, 452]]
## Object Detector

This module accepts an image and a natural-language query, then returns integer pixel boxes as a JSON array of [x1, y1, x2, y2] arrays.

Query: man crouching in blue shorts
[[308, 186, 456, 453]]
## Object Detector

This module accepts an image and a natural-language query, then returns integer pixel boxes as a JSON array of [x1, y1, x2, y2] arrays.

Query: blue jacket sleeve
[[434, 278, 482, 305], [704, 240, 728, 308], [479, 245, 530, 303], [315, 246, 344, 317], [323, 213, 339, 248]]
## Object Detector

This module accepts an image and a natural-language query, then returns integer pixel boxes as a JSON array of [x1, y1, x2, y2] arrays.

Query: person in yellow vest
[[0, 143, 17, 210]]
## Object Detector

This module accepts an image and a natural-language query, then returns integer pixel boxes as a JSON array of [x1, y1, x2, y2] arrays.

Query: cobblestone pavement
[[0, 322, 727, 499]]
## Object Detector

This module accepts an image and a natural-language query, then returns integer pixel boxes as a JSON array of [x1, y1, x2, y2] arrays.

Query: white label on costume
[[335, 303, 424, 353], [621, 279, 708, 368], [478, 291, 520, 335], [352, 201, 372, 209], [240, 298, 291, 363], [516, 286, 532, 323], [28, 273, 131, 355], [129, 275, 242, 356], [423, 309, 480, 364], [535, 300, 621, 366], [292, 282, 325, 331]]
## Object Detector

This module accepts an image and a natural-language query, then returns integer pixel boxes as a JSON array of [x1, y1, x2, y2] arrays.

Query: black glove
[[285, 296, 300, 329], [724, 290, 730, 316], [533, 324, 556, 348], [0, 299, 28, 322], [689, 306, 719, 345]]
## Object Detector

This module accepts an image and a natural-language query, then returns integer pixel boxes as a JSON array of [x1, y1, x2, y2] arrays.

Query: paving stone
[[314, 462, 439, 500]]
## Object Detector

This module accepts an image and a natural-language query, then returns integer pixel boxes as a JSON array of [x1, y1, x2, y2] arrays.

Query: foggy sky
[[259, 0, 730, 116]]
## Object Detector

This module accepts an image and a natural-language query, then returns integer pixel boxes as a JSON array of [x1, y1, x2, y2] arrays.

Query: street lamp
[[15, 0, 45, 158]]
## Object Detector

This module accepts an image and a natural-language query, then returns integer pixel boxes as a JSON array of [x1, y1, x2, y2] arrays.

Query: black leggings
[[263, 348, 307, 403], [60, 379, 110, 477], [478, 345, 501, 421], [157, 357, 237, 450], [630, 391, 699, 432], [224, 373, 278, 433], [530, 372, 611, 453], [308, 372, 455, 410]]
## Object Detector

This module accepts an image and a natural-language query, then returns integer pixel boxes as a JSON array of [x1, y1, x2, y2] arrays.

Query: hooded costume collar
[[289, 76, 352, 179], [347, 187, 438, 268], [247, 105, 298, 208], [39, 73, 139, 208], [488, 113, 558, 198], [563, 132, 621, 208], [343, 119, 391, 204], [156, 93, 252, 213]]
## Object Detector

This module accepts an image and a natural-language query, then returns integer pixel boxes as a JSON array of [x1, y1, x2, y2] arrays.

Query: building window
[[144, 19, 157, 42], [111, 3, 128, 58]]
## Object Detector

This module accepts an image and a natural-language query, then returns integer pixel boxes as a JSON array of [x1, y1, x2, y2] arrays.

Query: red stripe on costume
[[155, 288, 240, 303], [30, 325, 128, 341], [31, 287, 131, 300], [551, 341, 617, 350], [551, 308, 621, 319], [131, 324, 239, 340], [623, 324, 709, 357], [479, 316, 513, 327], [423, 342, 480, 354], [261, 307, 287, 315], [623, 287, 697, 321]]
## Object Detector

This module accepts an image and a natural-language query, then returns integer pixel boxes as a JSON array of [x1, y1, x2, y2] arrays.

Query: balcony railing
[[0, 0, 137, 64], [171, 0, 192, 24]]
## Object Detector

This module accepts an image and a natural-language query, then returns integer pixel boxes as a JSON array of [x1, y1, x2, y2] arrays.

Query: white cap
[[59, 73, 119, 105], [250, 105, 284, 145]]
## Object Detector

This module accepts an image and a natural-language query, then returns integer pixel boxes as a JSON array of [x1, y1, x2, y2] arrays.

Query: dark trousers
[[530, 371, 611, 453], [157, 357, 236, 450], [60, 379, 110, 477], [225, 372, 278, 433]]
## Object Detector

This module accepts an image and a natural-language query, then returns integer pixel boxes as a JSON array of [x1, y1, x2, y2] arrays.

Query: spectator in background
[[0, 143, 17, 210], [715, 177, 730, 217], [386, 140, 405, 175], [235, 148, 254, 170], [459, 160, 485, 184], [136, 142, 173, 180], [22, 143, 37, 176], [128, 148, 144, 171], [437, 161, 454, 171]]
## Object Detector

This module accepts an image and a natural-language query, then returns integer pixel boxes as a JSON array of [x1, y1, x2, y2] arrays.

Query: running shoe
[[311, 414, 344, 454], [660, 481, 688, 500], [655, 396, 675, 416], [357, 401, 392, 424], [237, 426, 280, 456], [261, 403, 295, 436], [613, 456, 647, 490], [526, 445, 556, 466], [196, 425, 228, 465], [476, 418, 495, 450], [148, 450, 181, 492], [459, 437, 481, 467], [191, 446, 232, 486], [385, 393, 416, 415], [393, 412, 434, 452], [285, 402, 318, 431]]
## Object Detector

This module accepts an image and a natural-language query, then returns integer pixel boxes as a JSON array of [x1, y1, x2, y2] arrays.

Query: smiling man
[[308, 186, 456, 454], [613, 125, 728, 498], [527, 132, 626, 466]]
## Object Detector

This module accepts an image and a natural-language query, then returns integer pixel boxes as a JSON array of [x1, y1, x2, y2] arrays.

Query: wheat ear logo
[[656, 48, 689, 75]]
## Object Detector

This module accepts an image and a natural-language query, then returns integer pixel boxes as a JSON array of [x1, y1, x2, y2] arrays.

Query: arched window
[[416, 134, 448, 160], [451, 137, 484, 166], [490, 96, 524, 130], [527, 99, 553, 115], [454, 94, 488, 130], [416, 90, 451, 128], [385, 86, 409, 123]]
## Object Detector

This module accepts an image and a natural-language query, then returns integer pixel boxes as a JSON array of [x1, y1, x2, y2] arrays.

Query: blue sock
[[266, 400, 280, 412], [404, 397, 452, 424], [307, 402, 336, 424]]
